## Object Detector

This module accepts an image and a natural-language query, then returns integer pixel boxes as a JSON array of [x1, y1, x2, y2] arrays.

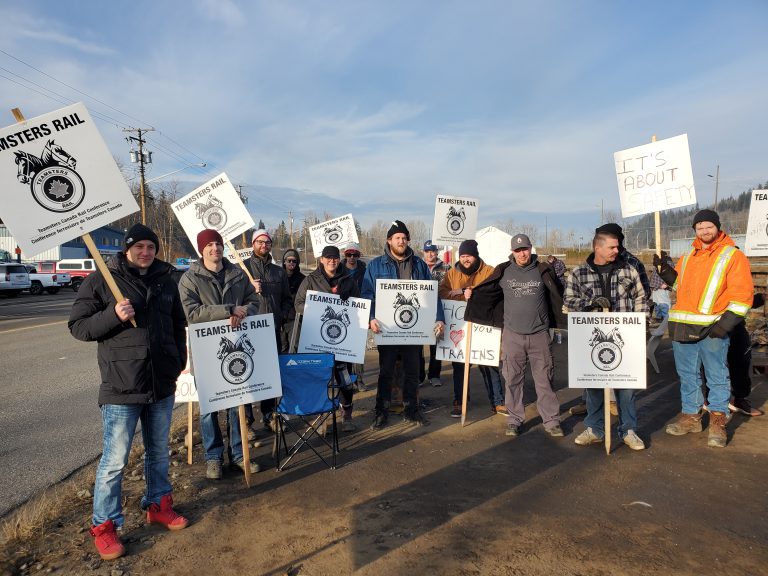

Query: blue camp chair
[[274, 353, 341, 470]]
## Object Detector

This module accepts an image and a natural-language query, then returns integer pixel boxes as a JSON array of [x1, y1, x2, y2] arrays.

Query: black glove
[[653, 254, 678, 287], [591, 296, 611, 311], [752, 293, 765, 309], [708, 322, 729, 339], [337, 282, 354, 302]]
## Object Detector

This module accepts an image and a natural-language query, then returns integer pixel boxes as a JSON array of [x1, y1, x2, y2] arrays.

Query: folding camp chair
[[273, 353, 341, 470]]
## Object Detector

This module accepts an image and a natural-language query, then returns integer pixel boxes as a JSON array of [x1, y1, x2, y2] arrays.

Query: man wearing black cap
[[564, 228, 648, 451], [70, 223, 189, 561], [465, 234, 566, 437], [295, 245, 360, 431], [179, 228, 261, 477], [658, 209, 754, 447], [362, 220, 445, 428]]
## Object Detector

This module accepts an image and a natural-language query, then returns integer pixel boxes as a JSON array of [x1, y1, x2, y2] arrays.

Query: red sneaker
[[146, 495, 189, 531], [90, 519, 125, 561]]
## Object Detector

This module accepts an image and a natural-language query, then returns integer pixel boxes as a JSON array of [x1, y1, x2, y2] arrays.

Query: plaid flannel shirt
[[564, 256, 649, 314]]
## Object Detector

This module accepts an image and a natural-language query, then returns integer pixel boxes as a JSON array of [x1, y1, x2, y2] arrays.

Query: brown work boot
[[665, 412, 703, 436], [707, 411, 728, 448]]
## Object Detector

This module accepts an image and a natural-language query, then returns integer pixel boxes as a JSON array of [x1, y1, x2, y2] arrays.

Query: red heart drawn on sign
[[449, 329, 464, 347]]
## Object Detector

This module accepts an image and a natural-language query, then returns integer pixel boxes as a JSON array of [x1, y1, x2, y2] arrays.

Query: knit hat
[[692, 209, 721, 230], [343, 242, 361, 255], [252, 229, 272, 243], [283, 248, 300, 263], [595, 223, 625, 245], [124, 223, 160, 251], [197, 228, 224, 255], [386, 220, 410, 240], [458, 239, 479, 258], [321, 245, 341, 259]]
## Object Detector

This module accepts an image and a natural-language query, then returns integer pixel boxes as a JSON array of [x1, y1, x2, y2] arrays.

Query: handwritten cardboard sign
[[435, 300, 501, 366], [614, 134, 696, 217]]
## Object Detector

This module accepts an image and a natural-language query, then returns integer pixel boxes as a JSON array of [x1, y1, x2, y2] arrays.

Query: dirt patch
[[2, 343, 767, 575]]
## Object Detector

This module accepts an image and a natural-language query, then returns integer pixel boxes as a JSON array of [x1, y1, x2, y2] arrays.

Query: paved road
[[0, 290, 102, 518]]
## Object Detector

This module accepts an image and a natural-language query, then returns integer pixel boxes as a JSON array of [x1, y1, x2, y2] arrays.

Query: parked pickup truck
[[24, 264, 71, 295], [36, 259, 96, 292]]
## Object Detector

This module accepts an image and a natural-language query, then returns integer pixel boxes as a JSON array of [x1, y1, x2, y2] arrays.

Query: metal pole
[[714, 164, 720, 211], [137, 130, 147, 224]]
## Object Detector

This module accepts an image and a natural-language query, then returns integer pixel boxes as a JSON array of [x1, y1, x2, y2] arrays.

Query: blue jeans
[[92, 394, 174, 527], [479, 365, 505, 408], [673, 337, 731, 414], [584, 388, 638, 439], [200, 407, 244, 464]]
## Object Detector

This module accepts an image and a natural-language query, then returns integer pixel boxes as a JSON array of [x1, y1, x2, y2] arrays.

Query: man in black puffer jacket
[[69, 224, 188, 562]]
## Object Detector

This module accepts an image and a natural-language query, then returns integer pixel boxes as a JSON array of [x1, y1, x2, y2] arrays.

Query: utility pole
[[236, 185, 248, 247], [124, 127, 155, 224], [288, 211, 294, 249], [708, 165, 720, 211]]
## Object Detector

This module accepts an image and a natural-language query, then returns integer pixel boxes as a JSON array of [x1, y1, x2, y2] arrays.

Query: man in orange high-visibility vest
[[657, 210, 753, 448]]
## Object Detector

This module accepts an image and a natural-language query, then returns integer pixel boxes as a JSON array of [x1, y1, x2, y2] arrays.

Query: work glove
[[708, 322, 730, 339], [591, 296, 611, 311], [752, 293, 765, 309], [653, 254, 678, 286]]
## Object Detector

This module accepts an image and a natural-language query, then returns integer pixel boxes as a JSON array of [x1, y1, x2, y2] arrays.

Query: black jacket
[[294, 265, 361, 314], [464, 257, 566, 329], [69, 254, 187, 406], [244, 252, 292, 325]]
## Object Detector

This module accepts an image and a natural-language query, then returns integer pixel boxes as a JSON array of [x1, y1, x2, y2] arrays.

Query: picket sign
[[460, 322, 473, 427], [171, 175, 260, 485], [10, 108, 137, 327]]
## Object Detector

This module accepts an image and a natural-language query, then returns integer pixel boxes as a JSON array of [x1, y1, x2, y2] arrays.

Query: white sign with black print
[[0, 102, 139, 254], [188, 314, 281, 414], [568, 312, 646, 389], [374, 279, 438, 345], [744, 190, 768, 256], [224, 247, 254, 263], [613, 134, 697, 218], [298, 291, 371, 363], [431, 195, 479, 246], [174, 329, 199, 403], [309, 213, 360, 258], [172, 172, 255, 244], [435, 300, 501, 367]]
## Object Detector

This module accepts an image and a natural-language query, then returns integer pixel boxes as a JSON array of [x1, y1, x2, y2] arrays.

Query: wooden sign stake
[[460, 322, 473, 427], [186, 401, 193, 465], [238, 404, 252, 487], [12, 108, 136, 327]]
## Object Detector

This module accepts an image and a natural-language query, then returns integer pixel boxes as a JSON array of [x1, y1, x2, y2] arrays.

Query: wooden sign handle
[[12, 107, 136, 327], [601, 306, 612, 455], [186, 401, 193, 465], [225, 240, 255, 283], [461, 321, 473, 427], [238, 404, 252, 487]]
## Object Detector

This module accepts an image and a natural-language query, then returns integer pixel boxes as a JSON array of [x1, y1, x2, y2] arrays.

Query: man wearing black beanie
[[362, 220, 445, 428], [660, 209, 754, 447]]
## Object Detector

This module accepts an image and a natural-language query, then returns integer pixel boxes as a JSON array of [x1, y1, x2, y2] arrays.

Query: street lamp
[[707, 165, 720, 211]]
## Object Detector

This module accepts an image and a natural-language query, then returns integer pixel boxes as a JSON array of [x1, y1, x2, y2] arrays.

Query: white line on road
[[0, 320, 67, 334]]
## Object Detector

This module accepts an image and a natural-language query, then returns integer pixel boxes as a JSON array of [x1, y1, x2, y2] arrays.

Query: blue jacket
[[362, 248, 445, 322]]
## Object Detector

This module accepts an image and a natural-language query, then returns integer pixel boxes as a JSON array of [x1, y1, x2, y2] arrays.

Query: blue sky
[[1, 0, 767, 241]]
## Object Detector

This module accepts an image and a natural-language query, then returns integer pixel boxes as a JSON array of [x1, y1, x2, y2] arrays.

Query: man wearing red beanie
[[179, 229, 261, 478]]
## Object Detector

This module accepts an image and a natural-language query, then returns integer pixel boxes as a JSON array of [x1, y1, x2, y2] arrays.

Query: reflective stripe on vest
[[727, 301, 751, 316], [669, 310, 720, 325], [678, 245, 736, 315]]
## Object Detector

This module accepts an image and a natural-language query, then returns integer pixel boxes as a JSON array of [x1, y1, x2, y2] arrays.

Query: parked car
[[0, 263, 31, 297], [48, 259, 96, 291], [24, 265, 71, 295]]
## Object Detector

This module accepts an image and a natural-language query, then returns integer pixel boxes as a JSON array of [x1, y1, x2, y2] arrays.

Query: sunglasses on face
[[285, 259, 297, 264], [346, 253, 360, 258]]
